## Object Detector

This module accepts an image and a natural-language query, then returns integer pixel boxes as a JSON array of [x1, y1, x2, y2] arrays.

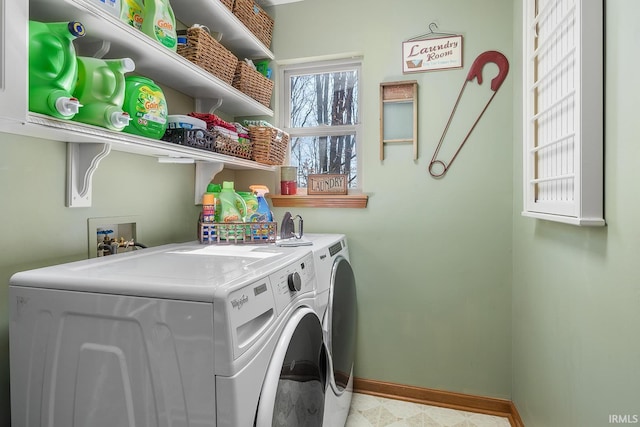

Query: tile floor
[[345, 393, 511, 427]]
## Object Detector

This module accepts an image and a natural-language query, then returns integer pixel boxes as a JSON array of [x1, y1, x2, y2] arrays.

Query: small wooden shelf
[[269, 194, 368, 208]]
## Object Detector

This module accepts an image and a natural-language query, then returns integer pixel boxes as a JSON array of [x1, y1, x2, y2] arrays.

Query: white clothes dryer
[[303, 234, 357, 427], [9, 242, 326, 427]]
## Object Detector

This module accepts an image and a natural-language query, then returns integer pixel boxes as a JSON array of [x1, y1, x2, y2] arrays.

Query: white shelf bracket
[[66, 142, 112, 207], [194, 161, 224, 204], [195, 97, 224, 114]]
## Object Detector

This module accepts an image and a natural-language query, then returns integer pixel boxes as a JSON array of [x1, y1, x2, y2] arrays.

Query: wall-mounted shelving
[[2, 0, 279, 207]]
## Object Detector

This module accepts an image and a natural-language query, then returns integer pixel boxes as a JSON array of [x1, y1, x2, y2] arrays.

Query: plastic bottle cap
[[207, 183, 221, 193], [222, 181, 234, 190], [121, 58, 136, 73], [56, 97, 82, 116], [202, 193, 215, 205], [111, 111, 132, 128]]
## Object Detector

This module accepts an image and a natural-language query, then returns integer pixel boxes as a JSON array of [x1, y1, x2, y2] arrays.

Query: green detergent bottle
[[72, 57, 136, 131], [206, 183, 222, 222], [122, 76, 168, 139], [121, 0, 144, 30], [141, 0, 177, 51], [218, 181, 247, 239], [28, 20, 86, 119]]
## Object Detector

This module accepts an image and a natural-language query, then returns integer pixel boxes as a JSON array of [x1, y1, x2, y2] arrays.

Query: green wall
[[269, 0, 514, 399], [0, 135, 200, 425], [512, 1, 640, 425]]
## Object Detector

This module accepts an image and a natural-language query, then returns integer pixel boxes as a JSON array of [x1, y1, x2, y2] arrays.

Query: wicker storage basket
[[214, 132, 253, 160], [177, 26, 238, 85], [249, 126, 289, 165], [220, 0, 234, 11], [233, 61, 274, 107], [232, 0, 274, 48]]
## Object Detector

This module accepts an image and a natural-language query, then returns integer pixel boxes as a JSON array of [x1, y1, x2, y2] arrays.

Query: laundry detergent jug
[[28, 20, 85, 119], [122, 76, 168, 139], [219, 181, 247, 223], [121, 0, 144, 30], [141, 0, 177, 51], [218, 181, 247, 239], [72, 57, 135, 131]]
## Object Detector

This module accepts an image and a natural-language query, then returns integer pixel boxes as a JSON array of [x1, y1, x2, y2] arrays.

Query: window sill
[[268, 193, 368, 208]]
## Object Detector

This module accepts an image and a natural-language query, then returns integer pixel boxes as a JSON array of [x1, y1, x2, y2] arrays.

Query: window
[[522, 0, 604, 225], [280, 58, 362, 190]]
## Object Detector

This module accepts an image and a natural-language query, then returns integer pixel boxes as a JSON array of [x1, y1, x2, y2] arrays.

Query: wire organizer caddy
[[198, 221, 278, 244]]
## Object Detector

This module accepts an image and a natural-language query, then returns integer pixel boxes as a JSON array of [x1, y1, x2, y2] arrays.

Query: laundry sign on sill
[[307, 174, 348, 195]]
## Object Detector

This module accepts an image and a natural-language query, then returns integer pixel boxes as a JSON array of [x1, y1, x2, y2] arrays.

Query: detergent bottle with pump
[[28, 20, 86, 119], [141, 0, 177, 51], [121, 0, 144, 30], [249, 185, 273, 222], [72, 57, 135, 131]]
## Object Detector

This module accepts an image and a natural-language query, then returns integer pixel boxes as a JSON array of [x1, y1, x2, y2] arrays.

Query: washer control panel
[[270, 252, 315, 315]]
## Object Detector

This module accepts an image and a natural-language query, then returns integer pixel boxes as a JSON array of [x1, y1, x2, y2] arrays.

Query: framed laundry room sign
[[402, 35, 463, 73], [307, 174, 348, 195]]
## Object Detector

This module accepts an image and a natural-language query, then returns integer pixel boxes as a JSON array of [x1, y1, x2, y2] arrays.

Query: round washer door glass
[[328, 256, 357, 392], [255, 308, 326, 427]]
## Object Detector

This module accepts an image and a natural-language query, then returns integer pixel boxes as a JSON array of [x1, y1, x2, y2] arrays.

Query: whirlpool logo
[[231, 294, 249, 310]]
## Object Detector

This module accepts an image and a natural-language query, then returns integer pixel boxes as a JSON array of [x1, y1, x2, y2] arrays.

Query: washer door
[[326, 256, 357, 394], [255, 307, 326, 427]]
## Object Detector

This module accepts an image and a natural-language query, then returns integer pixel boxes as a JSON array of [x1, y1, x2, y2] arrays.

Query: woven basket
[[220, 0, 234, 11], [233, 61, 274, 107], [214, 132, 253, 160], [249, 126, 289, 165], [232, 0, 274, 48], [177, 26, 238, 85]]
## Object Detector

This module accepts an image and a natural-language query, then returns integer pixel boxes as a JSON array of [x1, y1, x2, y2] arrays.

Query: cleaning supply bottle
[[120, 0, 144, 30], [218, 181, 247, 239], [141, 0, 177, 51], [249, 185, 273, 222], [206, 183, 222, 222], [72, 57, 135, 131], [238, 191, 259, 222], [28, 20, 86, 119], [219, 181, 247, 223], [201, 192, 215, 223], [122, 75, 168, 139]]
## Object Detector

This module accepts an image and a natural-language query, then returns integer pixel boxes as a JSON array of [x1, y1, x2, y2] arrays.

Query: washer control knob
[[287, 272, 302, 292]]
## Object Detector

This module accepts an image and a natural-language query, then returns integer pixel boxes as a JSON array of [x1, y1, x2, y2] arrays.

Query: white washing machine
[[9, 242, 327, 427], [303, 234, 357, 427]]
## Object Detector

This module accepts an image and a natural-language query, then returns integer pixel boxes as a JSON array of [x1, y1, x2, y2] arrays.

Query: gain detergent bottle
[[122, 76, 168, 139], [141, 0, 177, 51], [72, 57, 136, 131], [121, 0, 144, 30], [28, 21, 85, 119]]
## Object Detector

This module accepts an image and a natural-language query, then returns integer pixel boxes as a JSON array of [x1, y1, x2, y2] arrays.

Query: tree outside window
[[282, 59, 361, 189]]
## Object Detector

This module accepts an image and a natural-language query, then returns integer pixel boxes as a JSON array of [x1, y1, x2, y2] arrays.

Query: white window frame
[[278, 57, 363, 191], [522, 0, 604, 226]]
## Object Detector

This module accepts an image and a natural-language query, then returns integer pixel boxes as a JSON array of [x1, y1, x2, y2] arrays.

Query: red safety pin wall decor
[[428, 50, 509, 178]]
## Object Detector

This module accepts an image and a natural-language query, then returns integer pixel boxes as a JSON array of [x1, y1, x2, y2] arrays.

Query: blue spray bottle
[[249, 185, 273, 222]]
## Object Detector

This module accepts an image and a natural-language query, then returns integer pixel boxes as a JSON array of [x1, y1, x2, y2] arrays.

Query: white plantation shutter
[[522, 0, 604, 226]]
